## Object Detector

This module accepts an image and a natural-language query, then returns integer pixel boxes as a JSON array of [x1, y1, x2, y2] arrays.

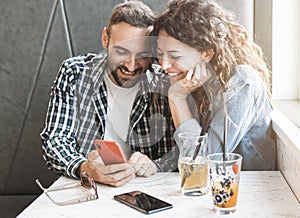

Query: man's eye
[[115, 50, 127, 55]]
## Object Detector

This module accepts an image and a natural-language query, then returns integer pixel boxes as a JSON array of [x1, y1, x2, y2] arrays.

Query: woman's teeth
[[168, 72, 181, 77]]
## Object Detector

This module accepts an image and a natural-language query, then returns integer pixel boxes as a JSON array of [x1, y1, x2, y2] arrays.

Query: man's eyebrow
[[113, 45, 150, 54]]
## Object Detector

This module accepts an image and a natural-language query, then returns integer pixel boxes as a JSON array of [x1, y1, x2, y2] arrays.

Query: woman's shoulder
[[231, 65, 264, 85], [226, 65, 266, 91], [223, 65, 269, 100]]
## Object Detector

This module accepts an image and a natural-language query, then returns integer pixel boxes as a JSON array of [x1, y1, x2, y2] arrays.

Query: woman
[[152, 0, 276, 170]]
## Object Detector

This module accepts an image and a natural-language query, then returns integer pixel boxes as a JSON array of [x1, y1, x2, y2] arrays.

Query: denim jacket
[[174, 65, 276, 170]]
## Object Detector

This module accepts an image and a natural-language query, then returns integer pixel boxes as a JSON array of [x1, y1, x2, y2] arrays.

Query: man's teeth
[[168, 72, 181, 77], [120, 68, 135, 75]]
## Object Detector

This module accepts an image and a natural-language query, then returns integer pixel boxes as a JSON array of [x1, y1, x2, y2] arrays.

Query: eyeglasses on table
[[35, 171, 98, 206]]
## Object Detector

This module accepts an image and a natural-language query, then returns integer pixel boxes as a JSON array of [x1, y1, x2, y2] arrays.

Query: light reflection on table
[[18, 171, 300, 218]]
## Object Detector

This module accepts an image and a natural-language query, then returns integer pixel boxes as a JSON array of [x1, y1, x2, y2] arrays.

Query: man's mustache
[[118, 65, 143, 75]]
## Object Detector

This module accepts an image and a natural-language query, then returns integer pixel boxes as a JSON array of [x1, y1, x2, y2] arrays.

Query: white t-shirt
[[103, 73, 140, 159]]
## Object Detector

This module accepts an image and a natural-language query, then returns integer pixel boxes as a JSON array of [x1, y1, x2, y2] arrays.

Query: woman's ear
[[102, 27, 109, 49], [202, 49, 215, 62]]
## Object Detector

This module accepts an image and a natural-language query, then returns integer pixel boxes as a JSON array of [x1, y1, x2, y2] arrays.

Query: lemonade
[[178, 156, 209, 196]]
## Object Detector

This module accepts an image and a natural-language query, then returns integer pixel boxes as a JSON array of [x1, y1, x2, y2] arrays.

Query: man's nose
[[124, 56, 138, 72], [159, 58, 172, 71]]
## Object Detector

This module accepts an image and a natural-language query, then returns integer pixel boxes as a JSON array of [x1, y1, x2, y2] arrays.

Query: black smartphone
[[114, 191, 173, 214]]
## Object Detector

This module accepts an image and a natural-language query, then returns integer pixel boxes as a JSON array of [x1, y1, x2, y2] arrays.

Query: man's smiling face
[[102, 22, 153, 88]]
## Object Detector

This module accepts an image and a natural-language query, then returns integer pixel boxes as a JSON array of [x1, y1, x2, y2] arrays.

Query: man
[[40, 1, 177, 187]]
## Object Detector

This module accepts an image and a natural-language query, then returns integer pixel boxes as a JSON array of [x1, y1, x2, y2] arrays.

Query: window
[[255, 0, 300, 127], [272, 0, 300, 127], [272, 0, 300, 100]]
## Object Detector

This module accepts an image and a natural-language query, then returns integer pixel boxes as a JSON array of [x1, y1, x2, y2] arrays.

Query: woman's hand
[[168, 61, 209, 128], [168, 62, 208, 100]]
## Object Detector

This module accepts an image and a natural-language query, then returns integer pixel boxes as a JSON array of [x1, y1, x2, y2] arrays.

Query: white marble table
[[18, 171, 300, 218]]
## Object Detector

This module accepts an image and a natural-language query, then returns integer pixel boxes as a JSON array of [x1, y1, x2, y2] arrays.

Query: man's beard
[[107, 61, 146, 88]]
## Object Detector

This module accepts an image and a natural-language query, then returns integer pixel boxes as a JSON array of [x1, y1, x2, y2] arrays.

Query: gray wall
[[1, 1, 257, 216], [0, 0, 255, 197], [0, 0, 170, 196], [254, 0, 272, 68]]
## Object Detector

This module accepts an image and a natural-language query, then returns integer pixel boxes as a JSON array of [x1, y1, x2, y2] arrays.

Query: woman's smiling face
[[156, 30, 204, 82]]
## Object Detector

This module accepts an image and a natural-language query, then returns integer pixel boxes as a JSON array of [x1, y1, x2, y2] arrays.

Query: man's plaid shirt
[[40, 53, 178, 178]]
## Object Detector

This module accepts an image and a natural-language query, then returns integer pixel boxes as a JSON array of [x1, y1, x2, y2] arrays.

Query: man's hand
[[128, 152, 157, 177], [80, 150, 135, 187]]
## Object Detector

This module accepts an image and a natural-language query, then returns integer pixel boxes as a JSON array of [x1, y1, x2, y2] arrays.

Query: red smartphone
[[94, 140, 127, 165]]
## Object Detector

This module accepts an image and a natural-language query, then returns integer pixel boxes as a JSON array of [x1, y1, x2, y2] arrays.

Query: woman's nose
[[159, 58, 172, 71]]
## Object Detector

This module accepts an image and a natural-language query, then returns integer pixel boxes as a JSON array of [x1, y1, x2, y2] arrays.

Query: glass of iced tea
[[177, 132, 209, 196], [207, 153, 242, 215]]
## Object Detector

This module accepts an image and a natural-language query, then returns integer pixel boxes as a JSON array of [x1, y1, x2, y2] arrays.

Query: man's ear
[[102, 27, 109, 49], [202, 48, 215, 62]]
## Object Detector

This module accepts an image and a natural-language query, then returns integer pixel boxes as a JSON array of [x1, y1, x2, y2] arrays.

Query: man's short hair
[[106, 1, 155, 36]]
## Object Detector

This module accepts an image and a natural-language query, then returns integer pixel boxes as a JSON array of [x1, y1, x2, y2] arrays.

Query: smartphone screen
[[114, 191, 173, 214]]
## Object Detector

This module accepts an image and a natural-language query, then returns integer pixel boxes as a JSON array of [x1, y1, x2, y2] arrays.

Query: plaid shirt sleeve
[[151, 89, 178, 172], [40, 57, 88, 179], [129, 67, 179, 172]]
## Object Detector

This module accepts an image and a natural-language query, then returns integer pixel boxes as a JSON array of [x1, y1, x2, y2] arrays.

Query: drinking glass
[[207, 153, 242, 214], [178, 132, 209, 196]]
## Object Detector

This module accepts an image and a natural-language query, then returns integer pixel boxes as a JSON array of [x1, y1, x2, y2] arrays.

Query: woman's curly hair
[[152, 0, 271, 116]]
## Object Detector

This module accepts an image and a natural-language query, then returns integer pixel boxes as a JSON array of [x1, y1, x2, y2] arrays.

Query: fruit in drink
[[211, 182, 239, 208]]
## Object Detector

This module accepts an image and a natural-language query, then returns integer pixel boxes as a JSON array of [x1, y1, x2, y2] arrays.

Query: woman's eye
[[170, 55, 181, 60]]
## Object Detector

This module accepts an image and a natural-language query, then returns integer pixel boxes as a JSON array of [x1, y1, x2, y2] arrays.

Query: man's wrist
[[75, 161, 87, 178]]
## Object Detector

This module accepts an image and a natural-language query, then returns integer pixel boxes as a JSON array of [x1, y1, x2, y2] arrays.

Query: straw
[[223, 116, 227, 161], [223, 116, 227, 172], [192, 110, 212, 160]]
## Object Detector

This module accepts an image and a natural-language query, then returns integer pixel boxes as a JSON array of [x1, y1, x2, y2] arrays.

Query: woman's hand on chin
[[168, 62, 207, 100]]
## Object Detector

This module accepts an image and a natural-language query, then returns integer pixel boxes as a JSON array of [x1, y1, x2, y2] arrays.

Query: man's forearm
[[153, 146, 179, 172]]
